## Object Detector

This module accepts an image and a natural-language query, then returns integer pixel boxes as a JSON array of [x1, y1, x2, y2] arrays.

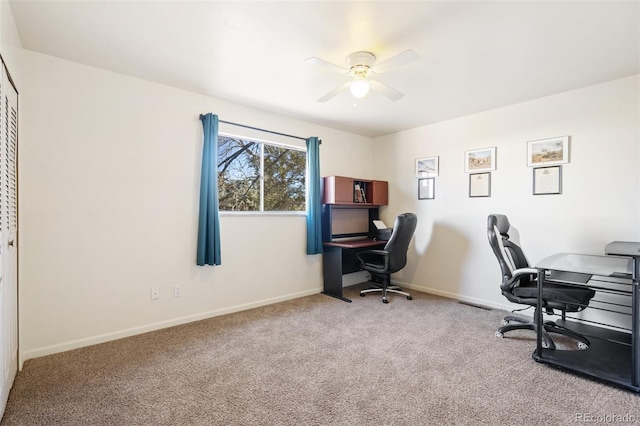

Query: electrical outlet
[[151, 287, 159, 300], [173, 285, 182, 297]]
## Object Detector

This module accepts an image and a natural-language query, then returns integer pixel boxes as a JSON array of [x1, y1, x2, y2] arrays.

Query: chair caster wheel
[[577, 341, 589, 350], [501, 319, 509, 326], [407, 296, 412, 300], [495, 331, 503, 338], [383, 299, 389, 304], [359, 293, 365, 297]]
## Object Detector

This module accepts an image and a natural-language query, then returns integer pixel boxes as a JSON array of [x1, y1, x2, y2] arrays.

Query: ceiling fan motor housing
[[346, 51, 376, 76]]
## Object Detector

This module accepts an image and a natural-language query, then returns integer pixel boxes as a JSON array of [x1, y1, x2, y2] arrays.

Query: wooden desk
[[322, 239, 386, 302]]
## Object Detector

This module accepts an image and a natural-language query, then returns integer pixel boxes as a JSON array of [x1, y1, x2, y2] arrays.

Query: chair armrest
[[500, 267, 538, 291], [356, 249, 390, 272], [358, 249, 388, 257], [513, 267, 539, 277]]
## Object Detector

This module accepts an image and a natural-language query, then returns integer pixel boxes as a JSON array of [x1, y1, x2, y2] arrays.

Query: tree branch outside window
[[218, 135, 305, 212]]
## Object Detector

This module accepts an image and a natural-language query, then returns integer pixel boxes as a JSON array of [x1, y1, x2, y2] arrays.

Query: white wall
[[19, 50, 374, 361], [373, 75, 640, 311], [17, 48, 640, 362]]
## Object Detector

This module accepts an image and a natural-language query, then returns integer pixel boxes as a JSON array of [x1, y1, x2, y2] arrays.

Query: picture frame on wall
[[533, 165, 562, 195], [527, 136, 569, 167], [464, 147, 496, 173], [415, 156, 439, 178], [469, 172, 491, 197], [418, 178, 435, 200]]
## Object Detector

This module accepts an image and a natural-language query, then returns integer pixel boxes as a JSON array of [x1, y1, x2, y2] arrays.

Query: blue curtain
[[306, 137, 323, 255], [197, 113, 222, 266]]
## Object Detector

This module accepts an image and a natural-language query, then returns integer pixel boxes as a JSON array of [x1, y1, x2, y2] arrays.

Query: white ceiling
[[9, 1, 640, 138]]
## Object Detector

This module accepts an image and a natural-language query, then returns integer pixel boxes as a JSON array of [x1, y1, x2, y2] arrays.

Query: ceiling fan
[[306, 49, 419, 102]]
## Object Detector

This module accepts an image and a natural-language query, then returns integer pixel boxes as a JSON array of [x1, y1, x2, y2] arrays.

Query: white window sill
[[219, 211, 306, 217]]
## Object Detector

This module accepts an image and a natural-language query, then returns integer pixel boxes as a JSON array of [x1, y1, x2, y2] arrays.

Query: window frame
[[217, 132, 307, 215]]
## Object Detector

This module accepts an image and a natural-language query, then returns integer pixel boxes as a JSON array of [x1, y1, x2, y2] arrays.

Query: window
[[217, 134, 306, 212]]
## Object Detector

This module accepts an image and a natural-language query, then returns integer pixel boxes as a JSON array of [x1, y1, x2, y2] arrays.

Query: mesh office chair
[[487, 214, 595, 349], [357, 213, 417, 303]]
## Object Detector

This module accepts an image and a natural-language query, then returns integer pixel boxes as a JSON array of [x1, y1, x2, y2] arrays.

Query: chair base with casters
[[495, 311, 590, 350], [360, 275, 412, 304], [495, 281, 595, 350]]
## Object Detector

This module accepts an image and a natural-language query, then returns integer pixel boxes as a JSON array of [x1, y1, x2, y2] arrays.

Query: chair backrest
[[487, 214, 533, 289], [384, 213, 418, 273]]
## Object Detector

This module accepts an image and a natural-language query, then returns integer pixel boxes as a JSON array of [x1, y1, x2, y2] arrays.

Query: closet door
[[0, 60, 18, 415]]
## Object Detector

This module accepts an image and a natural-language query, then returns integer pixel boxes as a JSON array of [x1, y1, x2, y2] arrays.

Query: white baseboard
[[20, 287, 323, 365], [20, 281, 532, 365], [342, 275, 521, 314], [391, 279, 528, 315]]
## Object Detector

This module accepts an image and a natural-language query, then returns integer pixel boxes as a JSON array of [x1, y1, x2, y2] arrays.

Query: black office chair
[[487, 214, 595, 349], [357, 213, 418, 303]]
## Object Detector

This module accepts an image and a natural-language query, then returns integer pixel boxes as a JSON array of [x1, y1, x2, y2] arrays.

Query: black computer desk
[[322, 239, 386, 302]]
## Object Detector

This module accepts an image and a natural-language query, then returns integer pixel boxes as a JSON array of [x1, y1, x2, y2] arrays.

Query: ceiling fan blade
[[305, 57, 349, 74], [369, 80, 404, 101], [372, 49, 419, 74], [317, 82, 351, 102]]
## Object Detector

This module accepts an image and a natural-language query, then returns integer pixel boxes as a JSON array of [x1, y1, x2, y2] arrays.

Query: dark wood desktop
[[324, 239, 385, 249]]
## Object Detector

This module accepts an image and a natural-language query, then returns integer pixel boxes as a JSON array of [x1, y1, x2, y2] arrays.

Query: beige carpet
[[2, 287, 638, 425]]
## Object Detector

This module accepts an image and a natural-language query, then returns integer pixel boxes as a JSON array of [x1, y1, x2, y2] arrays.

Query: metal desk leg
[[632, 257, 640, 387], [536, 268, 544, 358]]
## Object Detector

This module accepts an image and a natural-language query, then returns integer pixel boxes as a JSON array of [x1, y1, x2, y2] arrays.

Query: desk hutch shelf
[[320, 176, 388, 242], [321, 176, 388, 206]]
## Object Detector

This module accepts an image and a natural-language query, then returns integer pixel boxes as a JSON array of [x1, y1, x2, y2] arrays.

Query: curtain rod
[[219, 119, 309, 142]]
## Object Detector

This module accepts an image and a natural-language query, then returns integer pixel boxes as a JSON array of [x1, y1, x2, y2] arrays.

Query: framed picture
[[469, 172, 491, 197], [418, 178, 435, 200], [415, 156, 439, 178], [464, 147, 496, 173], [527, 136, 569, 167], [533, 165, 562, 195]]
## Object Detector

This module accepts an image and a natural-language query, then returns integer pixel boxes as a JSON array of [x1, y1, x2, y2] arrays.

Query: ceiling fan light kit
[[350, 74, 370, 98], [347, 52, 374, 98], [306, 49, 419, 103]]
